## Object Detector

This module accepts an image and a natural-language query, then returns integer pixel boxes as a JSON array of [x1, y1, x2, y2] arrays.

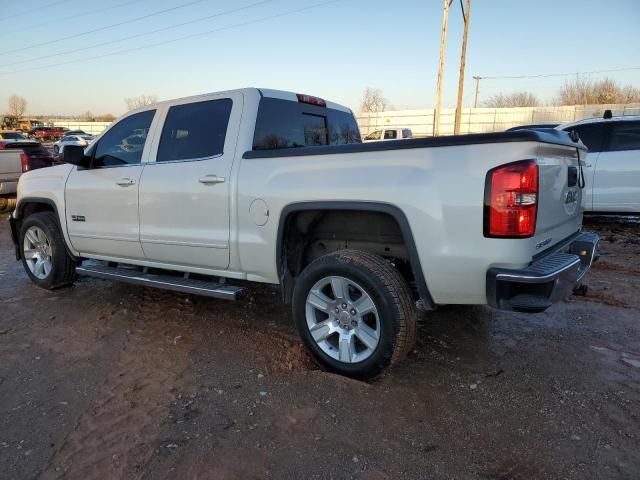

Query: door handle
[[198, 175, 225, 185], [116, 178, 136, 187]]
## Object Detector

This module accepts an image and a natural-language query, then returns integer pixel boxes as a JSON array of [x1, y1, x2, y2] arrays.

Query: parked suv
[[557, 113, 640, 213]]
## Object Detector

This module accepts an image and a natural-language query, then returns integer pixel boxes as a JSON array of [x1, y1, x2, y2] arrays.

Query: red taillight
[[20, 153, 30, 173], [296, 93, 327, 107], [484, 161, 538, 237]]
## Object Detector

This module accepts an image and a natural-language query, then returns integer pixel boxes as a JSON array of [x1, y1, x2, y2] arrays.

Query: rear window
[[384, 130, 397, 139], [252, 98, 361, 150], [607, 121, 640, 152]]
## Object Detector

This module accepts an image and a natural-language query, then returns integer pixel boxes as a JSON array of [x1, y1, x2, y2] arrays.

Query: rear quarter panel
[[235, 140, 578, 305], [0, 150, 21, 182]]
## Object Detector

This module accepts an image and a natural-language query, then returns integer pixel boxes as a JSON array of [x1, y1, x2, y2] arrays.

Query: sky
[[0, 0, 638, 116]]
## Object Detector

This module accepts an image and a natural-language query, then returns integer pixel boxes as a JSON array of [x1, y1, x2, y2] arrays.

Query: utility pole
[[453, 0, 472, 135], [473, 75, 481, 108], [433, 0, 451, 137]]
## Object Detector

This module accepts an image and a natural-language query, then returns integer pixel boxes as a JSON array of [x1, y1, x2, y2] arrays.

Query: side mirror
[[63, 145, 90, 167]]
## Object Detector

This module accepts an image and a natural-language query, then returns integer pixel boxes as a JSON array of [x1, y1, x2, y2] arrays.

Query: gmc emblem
[[565, 190, 578, 204]]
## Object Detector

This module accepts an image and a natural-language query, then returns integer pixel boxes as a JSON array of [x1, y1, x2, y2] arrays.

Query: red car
[[27, 126, 65, 141]]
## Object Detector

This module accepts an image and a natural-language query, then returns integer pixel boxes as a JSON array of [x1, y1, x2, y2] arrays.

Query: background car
[[64, 129, 90, 136], [27, 126, 65, 141], [0, 131, 29, 140], [363, 128, 413, 141], [556, 112, 640, 213], [53, 134, 94, 156]]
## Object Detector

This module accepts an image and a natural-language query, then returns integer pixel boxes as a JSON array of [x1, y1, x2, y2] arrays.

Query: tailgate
[[534, 142, 585, 253], [0, 150, 21, 180]]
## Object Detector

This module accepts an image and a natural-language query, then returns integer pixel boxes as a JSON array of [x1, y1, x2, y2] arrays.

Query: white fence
[[51, 121, 112, 135], [357, 103, 640, 137]]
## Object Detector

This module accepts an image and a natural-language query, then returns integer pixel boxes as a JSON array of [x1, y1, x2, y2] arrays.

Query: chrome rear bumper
[[487, 232, 599, 312]]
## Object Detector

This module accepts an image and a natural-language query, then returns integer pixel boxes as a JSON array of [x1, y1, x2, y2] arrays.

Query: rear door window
[[402, 129, 412, 138], [157, 98, 232, 162], [252, 98, 361, 150], [606, 121, 640, 152]]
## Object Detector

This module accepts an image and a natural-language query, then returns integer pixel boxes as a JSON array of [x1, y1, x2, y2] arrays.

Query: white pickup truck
[[8, 88, 599, 378]]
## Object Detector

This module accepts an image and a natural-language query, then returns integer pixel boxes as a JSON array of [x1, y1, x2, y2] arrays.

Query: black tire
[[53, 145, 59, 155], [19, 211, 76, 289], [292, 250, 417, 379]]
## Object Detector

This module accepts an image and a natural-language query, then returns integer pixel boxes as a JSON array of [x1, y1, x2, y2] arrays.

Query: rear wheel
[[20, 212, 76, 289], [292, 250, 417, 379]]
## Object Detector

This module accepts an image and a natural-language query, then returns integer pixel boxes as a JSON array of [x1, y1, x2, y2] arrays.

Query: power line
[[0, 0, 208, 56], [0, 0, 146, 36], [0, 0, 70, 22], [0, 0, 344, 77], [479, 66, 640, 80], [0, 0, 275, 68]]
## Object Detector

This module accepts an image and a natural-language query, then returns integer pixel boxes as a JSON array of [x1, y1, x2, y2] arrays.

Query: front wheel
[[292, 250, 417, 379], [20, 212, 76, 289]]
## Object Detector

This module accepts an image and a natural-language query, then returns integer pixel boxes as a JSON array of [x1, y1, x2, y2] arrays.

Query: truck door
[[567, 123, 606, 212], [138, 92, 243, 270], [592, 121, 640, 212], [65, 109, 157, 259]]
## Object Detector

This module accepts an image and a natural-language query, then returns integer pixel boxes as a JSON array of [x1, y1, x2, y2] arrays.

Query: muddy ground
[[0, 215, 639, 480]]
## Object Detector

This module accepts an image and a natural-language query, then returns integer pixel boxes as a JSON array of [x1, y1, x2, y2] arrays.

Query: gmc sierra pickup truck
[[8, 88, 599, 378]]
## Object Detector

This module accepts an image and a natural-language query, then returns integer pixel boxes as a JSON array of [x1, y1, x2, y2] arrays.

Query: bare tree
[[360, 87, 387, 113], [124, 94, 158, 110], [483, 91, 539, 108], [95, 113, 116, 122], [556, 77, 640, 105], [81, 110, 95, 121], [8, 94, 27, 120]]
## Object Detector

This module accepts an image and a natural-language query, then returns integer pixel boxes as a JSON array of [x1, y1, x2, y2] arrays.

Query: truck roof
[[126, 88, 353, 115], [558, 114, 640, 130]]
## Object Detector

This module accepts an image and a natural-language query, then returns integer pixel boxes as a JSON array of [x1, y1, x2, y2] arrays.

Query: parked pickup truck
[[0, 140, 56, 212], [8, 88, 599, 378]]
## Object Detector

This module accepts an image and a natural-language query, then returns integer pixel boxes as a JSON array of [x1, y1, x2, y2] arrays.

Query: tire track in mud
[[42, 288, 200, 480]]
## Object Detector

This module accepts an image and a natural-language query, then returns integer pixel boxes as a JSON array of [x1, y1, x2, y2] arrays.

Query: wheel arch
[[12, 197, 78, 261], [276, 201, 434, 309]]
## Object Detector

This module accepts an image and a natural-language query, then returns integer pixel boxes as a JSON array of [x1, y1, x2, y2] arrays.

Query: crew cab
[[556, 113, 640, 213], [0, 140, 56, 212], [8, 88, 598, 378]]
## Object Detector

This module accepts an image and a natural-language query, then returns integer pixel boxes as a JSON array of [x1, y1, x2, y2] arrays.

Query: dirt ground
[[0, 215, 639, 480]]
